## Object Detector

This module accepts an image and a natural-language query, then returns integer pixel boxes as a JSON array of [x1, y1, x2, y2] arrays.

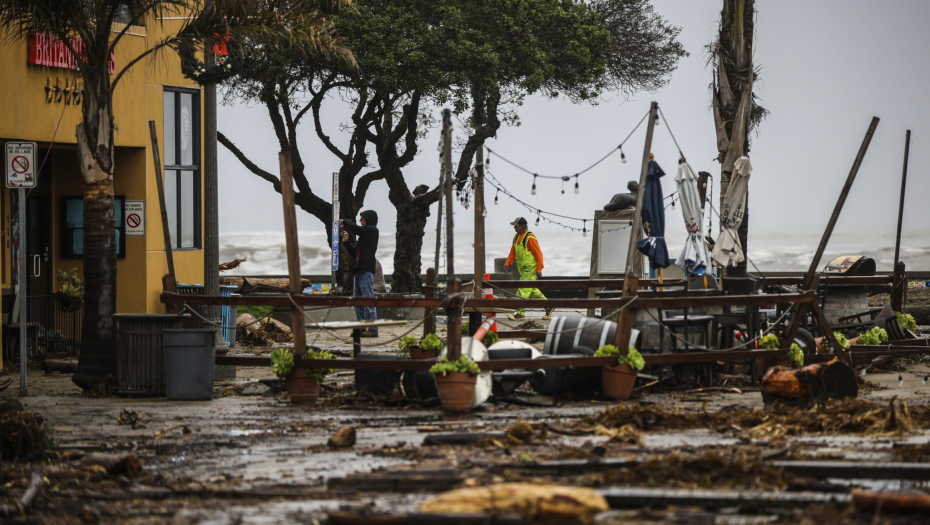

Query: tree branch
[[217, 131, 280, 191]]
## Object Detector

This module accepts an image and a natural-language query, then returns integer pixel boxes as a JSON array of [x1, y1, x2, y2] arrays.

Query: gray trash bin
[[163, 329, 217, 400]]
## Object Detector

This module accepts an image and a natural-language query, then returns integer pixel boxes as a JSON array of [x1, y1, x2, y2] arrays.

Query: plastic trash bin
[[115, 313, 190, 396], [163, 329, 217, 400]]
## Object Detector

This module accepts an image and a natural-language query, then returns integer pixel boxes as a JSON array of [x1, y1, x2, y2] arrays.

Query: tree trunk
[[390, 195, 431, 293], [72, 179, 118, 389]]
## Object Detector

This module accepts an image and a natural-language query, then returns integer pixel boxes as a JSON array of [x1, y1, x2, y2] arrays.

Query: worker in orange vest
[[503, 217, 554, 321]]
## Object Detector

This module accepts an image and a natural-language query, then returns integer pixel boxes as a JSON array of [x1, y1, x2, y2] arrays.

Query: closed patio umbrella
[[637, 159, 670, 274], [674, 162, 712, 278], [711, 156, 752, 268]]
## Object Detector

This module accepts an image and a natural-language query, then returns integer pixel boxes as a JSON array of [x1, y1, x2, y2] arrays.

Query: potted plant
[[55, 268, 84, 312], [272, 347, 335, 404], [412, 333, 445, 360], [398, 335, 418, 359], [759, 334, 804, 368], [595, 344, 645, 400], [429, 355, 481, 412]]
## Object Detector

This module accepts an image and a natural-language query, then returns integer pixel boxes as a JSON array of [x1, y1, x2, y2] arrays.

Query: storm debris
[[0, 406, 56, 460], [328, 426, 357, 449], [419, 483, 608, 525]]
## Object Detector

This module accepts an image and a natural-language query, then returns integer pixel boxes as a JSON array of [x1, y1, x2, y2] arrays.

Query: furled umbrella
[[674, 162, 712, 279], [711, 156, 752, 268], [637, 158, 670, 275]]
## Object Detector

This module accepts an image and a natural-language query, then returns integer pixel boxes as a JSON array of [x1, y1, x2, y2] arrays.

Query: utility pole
[[473, 98, 487, 292], [203, 0, 227, 354]]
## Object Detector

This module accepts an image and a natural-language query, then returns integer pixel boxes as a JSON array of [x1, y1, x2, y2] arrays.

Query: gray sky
[[218, 0, 930, 251]]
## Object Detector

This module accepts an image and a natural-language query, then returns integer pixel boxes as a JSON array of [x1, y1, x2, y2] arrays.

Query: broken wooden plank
[[328, 511, 525, 525], [598, 487, 851, 509], [493, 458, 639, 475], [327, 469, 462, 493], [852, 489, 930, 514], [422, 433, 506, 446], [772, 461, 930, 481]]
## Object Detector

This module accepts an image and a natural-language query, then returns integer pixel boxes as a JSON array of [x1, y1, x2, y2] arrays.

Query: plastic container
[[115, 314, 190, 396], [163, 329, 217, 401]]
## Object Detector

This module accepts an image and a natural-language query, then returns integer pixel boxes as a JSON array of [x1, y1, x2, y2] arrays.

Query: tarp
[[674, 162, 712, 277], [711, 156, 752, 267], [637, 160, 670, 271]]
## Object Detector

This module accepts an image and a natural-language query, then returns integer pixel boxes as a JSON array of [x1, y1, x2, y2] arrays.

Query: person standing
[[503, 217, 554, 321], [340, 210, 380, 337]]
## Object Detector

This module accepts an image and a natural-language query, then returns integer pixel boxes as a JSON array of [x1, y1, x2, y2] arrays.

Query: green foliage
[[595, 344, 645, 371], [758, 334, 780, 350], [55, 268, 84, 298], [787, 343, 804, 368], [304, 347, 337, 383], [896, 312, 917, 332], [398, 335, 418, 357], [857, 327, 888, 346], [429, 355, 481, 376], [270, 348, 294, 378], [517, 453, 536, 462], [419, 333, 446, 352], [239, 305, 273, 319], [823, 332, 851, 354], [481, 331, 499, 348]]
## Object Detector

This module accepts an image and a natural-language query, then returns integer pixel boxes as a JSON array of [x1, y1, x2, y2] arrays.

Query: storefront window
[[59, 197, 126, 258], [163, 87, 201, 249]]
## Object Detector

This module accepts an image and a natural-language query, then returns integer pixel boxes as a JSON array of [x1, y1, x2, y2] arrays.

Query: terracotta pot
[[286, 369, 320, 404], [435, 372, 476, 412], [411, 347, 441, 360], [601, 363, 638, 400]]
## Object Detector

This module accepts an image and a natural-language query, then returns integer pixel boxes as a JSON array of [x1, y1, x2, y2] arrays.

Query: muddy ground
[[2, 309, 930, 525]]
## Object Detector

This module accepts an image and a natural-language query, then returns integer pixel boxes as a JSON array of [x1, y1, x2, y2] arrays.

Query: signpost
[[332, 172, 340, 287], [6, 142, 37, 397], [125, 200, 145, 236]]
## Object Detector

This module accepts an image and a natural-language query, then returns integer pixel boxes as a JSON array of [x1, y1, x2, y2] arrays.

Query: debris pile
[[0, 403, 56, 461], [236, 313, 293, 346]]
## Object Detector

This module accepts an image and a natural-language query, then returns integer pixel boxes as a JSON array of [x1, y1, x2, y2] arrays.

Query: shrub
[[595, 344, 645, 371], [429, 355, 481, 376]]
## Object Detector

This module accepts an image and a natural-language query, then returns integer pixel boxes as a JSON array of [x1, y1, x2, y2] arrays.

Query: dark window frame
[[163, 86, 202, 250], [59, 196, 127, 259]]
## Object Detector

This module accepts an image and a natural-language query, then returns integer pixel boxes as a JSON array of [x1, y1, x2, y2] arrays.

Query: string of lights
[[482, 109, 650, 194]]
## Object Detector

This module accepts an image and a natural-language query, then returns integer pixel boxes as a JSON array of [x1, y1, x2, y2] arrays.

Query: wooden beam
[[279, 151, 307, 356]]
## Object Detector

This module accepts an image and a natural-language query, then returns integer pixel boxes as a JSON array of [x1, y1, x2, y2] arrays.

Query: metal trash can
[[115, 314, 190, 396], [163, 329, 217, 401]]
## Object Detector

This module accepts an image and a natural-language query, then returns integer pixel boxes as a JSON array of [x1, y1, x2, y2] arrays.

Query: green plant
[[758, 334, 780, 350], [55, 268, 84, 298], [419, 334, 446, 353], [304, 348, 336, 383], [398, 335, 418, 358], [429, 355, 481, 376], [270, 349, 294, 378], [481, 331, 499, 348], [896, 312, 917, 332], [787, 343, 804, 368], [595, 344, 645, 371], [517, 453, 535, 462], [857, 327, 888, 346], [823, 332, 850, 354]]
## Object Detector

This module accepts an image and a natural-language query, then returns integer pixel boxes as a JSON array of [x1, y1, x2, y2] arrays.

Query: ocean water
[[219, 227, 930, 277]]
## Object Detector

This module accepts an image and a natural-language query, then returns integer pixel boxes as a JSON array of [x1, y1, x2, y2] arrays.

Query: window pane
[[180, 93, 193, 166], [66, 199, 83, 228], [115, 230, 120, 254], [165, 170, 177, 247], [115, 197, 123, 225], [181, 170, 195, 248], [163, 92, 176, 165], [73, 229, 83, 256]]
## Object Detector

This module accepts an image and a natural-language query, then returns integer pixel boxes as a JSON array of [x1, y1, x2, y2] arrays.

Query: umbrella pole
[[615, 102, 658, 352]]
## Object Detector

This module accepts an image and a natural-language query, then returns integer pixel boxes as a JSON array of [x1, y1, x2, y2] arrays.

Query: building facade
[[0, 19, 206, 365]]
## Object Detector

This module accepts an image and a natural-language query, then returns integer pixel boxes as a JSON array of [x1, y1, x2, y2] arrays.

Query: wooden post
[[148, 121, 178, 312], [782, 117, 880, 361], [279, 151, 307, 355], [893, 131, 910, 271], [614, 102, 658, 351], [447, 279, 463, 360], [891, 261, 906, 312], [443, 109, 455, 279], [424, 268, 436, 337], [474, 145, 486, 295]]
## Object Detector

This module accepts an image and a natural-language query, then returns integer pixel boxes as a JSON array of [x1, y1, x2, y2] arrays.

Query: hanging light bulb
[[494, 192, 499, 205], [620, 147, 627, 164], [671, 199, 676, 210], [574, 178, 579, 194], [654, 113, 660, 127], [531, 175, 537, 195], [485, 150, 490, 168], [535, 214, 540, 226], [482, 208, 487, 217], [582, 221, 587, 237]]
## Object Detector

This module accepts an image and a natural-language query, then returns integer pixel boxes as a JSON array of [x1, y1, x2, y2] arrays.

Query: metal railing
[[5, 294, 83, 360]]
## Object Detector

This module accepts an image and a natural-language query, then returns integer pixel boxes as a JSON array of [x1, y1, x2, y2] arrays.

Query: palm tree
[[0, 0, 352, 389]]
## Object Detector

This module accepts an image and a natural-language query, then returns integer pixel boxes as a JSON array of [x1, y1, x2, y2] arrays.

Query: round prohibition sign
[[127, 213, 142, 228], [11, 156, 30, 174]]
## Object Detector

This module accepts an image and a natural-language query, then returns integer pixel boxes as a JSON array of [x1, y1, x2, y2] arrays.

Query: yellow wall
[[0, 17, 205, 315]]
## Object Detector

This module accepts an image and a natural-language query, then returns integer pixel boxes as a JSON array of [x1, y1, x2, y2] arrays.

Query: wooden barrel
[[822, 285, 869, 326], [543, 316, 637, 354]]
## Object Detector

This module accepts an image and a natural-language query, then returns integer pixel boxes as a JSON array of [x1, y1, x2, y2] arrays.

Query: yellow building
[[0, 19, 206, 363]]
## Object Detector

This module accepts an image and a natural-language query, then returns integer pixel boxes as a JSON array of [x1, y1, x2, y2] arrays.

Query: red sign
[[28, 32, 115, 75]]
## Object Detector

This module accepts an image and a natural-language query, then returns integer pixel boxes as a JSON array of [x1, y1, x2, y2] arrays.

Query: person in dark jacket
[[339, 210, 380, 337]]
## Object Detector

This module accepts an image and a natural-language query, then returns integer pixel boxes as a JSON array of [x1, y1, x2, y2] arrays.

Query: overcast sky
[[218, 0, 930, 251]]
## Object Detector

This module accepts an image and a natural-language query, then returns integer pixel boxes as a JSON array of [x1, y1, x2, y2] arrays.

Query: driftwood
[[852, 489, 930, 514], [82, 453, 145, 479], [0, 468, 43, 517], [219, 257, 247, 272], [328, 511, 525, 525], [220, 276, 311, 295], [760, 358, 858, 405], [419, 484, 608, 525]]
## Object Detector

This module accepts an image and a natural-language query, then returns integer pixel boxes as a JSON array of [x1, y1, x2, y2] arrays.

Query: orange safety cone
[[484, 273, 496, 332]]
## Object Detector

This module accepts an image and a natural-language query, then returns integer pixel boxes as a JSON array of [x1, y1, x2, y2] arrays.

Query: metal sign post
[[6, 141, 36, 397], [332, 172, 340, 289]]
